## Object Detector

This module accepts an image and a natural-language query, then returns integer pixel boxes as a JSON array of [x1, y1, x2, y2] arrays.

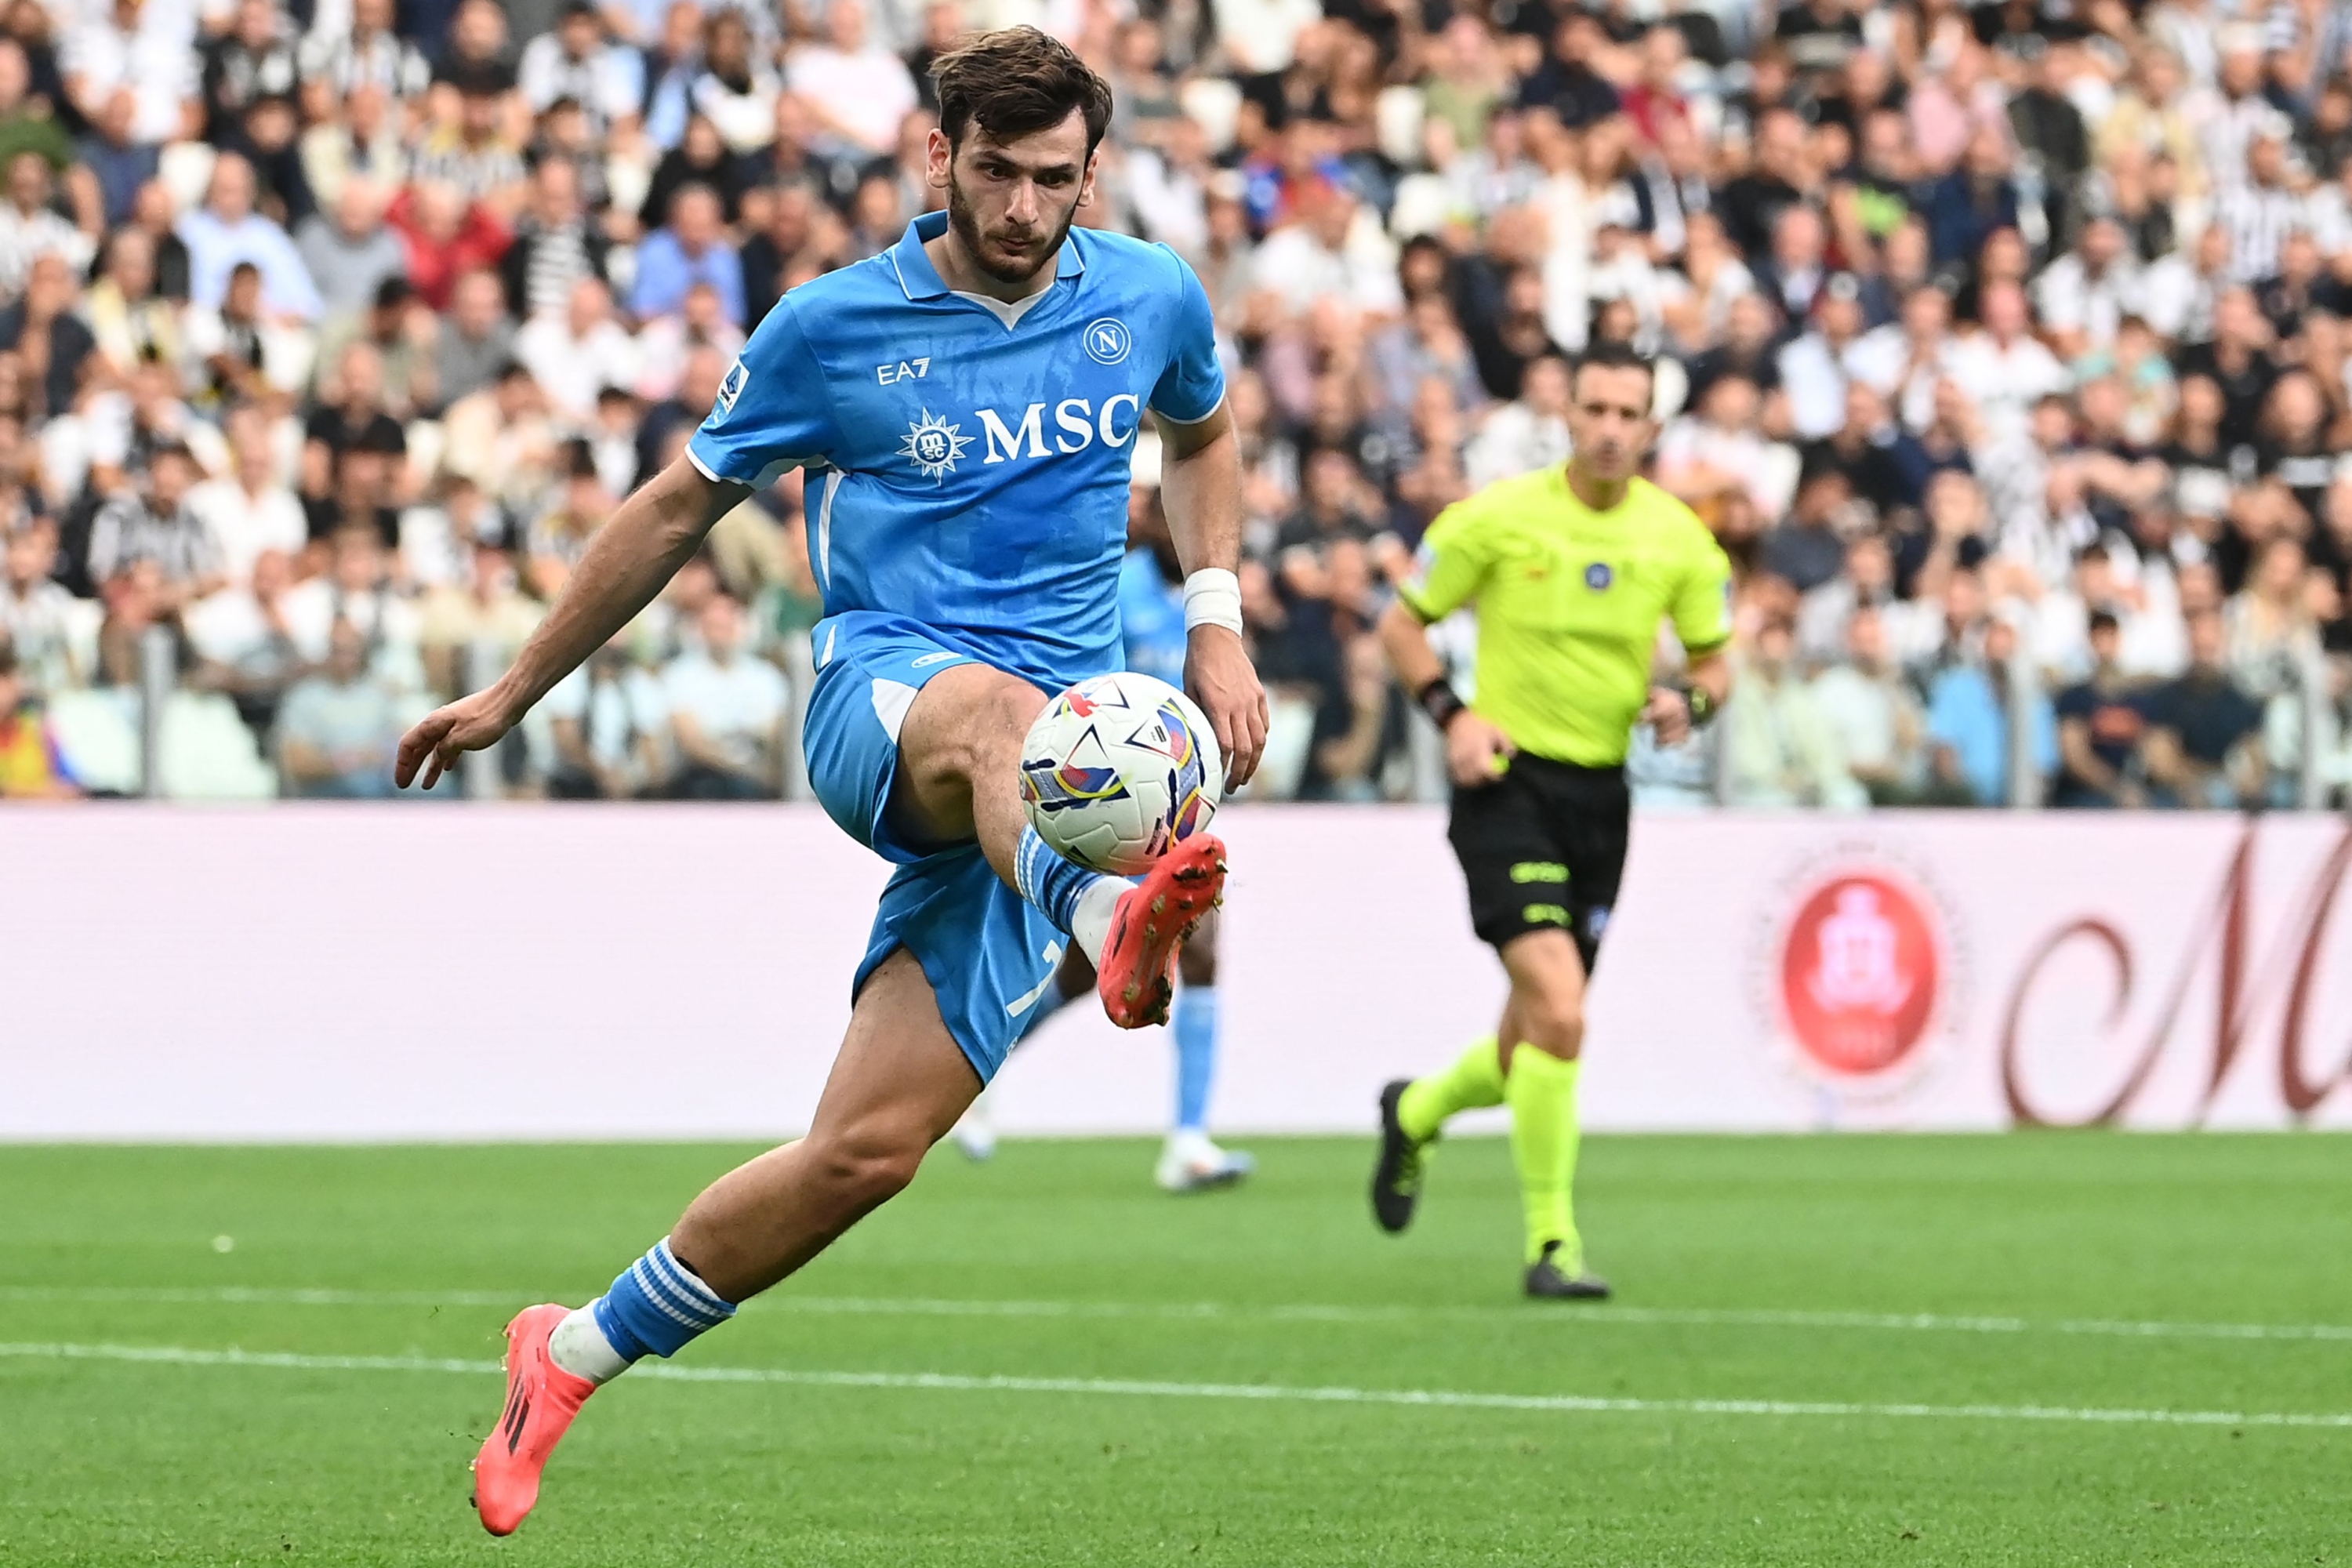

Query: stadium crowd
[[0, 0, 2347, 806]]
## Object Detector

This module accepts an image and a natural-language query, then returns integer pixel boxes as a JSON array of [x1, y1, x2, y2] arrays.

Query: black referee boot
[[1524, 1241, 1611, 1301], [1370, 1080, 1428, 1233]]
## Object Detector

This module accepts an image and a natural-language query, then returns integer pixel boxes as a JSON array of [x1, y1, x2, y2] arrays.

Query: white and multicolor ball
[[1018, 672, 1222, 876]]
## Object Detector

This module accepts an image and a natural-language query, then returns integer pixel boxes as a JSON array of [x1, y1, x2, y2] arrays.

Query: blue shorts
[[803, 611, 1068, 1082]]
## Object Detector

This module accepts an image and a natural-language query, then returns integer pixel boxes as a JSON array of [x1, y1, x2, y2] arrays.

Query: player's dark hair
[[931, 27, 1114, 158], [1570, 340, 1657, 400]]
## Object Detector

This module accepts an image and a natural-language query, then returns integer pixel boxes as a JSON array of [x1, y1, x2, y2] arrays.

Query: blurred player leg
[[1497, 930, 1606, 1300], [1156, 913, 1254, 1192], [949, 954, 1091, 1161], [474, 949, 982, 1535], [1371, 1033, 1501, 1233], [896, 661, 1222, 1029]]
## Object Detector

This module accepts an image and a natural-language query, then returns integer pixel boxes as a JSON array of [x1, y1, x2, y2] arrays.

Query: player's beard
[[947, 175, 1081, 288]]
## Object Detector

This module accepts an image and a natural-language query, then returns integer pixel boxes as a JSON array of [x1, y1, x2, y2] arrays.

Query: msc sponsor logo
[[899, 410, 971, 480], [895, 397, 1144, 477], [975, 396, 1142, 463], [1082, 318, 1132, 365]]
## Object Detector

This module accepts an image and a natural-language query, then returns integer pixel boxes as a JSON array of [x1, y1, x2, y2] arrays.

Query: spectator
[[434, 268, 515, 410], [84, 227, 183, 381], [1924, 615, 2057, 806], [0, 514, 79, 693], [85, 443, 222, 612], [633, 281, 743, 404], [0, 251, 94, 419], [1463, 351, 1570, 487], [499, 156, 609, 323], [517, 278, 639, 422], [688, 9, 779, 158], [62, 0, 201, 221], [0, 641, 74, 796], [545, 632, 668, 798], [661, 593, 786, 799], [1809, 604, 1934, 805], [525, 441, 616, 597], [406, 60, 525, 208], [387, 180, 512, 313], [275, 615, 401, 798], [785, 0, 916, 162], [1724, 618, 1863, 807], [184, 545, 303, 733], [519, 1, 643, 140], [178, 152, 323, 321], [2054, 609, 2154, 808], [416, 538, 541, 699], [280, 524, 421, 686], [0, 149, 92, 301], [629, 183, 742, 325], [295, 180, 406, 328], [2143, 605, 2268, 807], [188, 405, 304, 589]]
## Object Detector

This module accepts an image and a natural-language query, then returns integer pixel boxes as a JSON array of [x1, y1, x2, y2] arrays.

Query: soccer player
[[1367, 342, 1733, 1300], [393, 31, 1268, 1534], [954, 474, 1254, 1192]]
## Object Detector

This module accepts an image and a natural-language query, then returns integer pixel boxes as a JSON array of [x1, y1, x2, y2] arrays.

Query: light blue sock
[[588, 1238, 736, 1362], [1173, 984, 1218, 1131], [1015, 825, 1116, 935]]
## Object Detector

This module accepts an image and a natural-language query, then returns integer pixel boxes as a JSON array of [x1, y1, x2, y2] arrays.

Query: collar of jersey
[[887, 211, 1084, 304]]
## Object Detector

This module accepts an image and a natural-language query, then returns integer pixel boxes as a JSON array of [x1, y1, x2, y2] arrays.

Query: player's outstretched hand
[[1444, 711, 1516, 789], [1187, 625, 1269, 791], [395, 688, 519, 792]]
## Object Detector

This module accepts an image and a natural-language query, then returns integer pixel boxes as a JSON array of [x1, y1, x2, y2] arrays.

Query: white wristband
[[1182, 568, 1244, 636]]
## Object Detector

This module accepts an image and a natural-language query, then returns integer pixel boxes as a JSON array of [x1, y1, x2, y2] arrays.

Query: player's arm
[[1641, 522, 1738, 747], [1377, 503, 1513, 788], [1151, 249, 1269, 789], [1156, 401, 1268, 789], [396, 459, 745, 789]]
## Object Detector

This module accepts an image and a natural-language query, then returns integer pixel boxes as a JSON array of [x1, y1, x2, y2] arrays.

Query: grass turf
[[2, 1134, 2347, 1566]]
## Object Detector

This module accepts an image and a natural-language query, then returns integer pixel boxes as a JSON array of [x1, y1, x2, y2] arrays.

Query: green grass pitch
[[3, 1134, 2348, 1566]]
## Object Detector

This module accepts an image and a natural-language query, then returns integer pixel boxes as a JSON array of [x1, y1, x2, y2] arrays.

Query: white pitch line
[[4, 1285, 2349, 1345], [0, 1340, 2345, 1431]]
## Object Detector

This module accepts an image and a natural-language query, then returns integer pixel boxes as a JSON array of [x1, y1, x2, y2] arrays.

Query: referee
[[1369, 341, 1734, 1299]]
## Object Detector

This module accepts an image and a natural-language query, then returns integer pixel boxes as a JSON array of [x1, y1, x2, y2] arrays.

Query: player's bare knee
[[804, 1123, 924, 1210], [1516, 987, 1584, 1060]]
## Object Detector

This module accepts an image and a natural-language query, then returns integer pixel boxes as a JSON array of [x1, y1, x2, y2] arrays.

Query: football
[[1018, 672, 1224, 875]]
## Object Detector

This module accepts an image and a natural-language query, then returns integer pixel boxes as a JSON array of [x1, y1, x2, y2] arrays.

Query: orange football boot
[[471, 1302, 598, 1536], [1098, 833, 1226, 1028]]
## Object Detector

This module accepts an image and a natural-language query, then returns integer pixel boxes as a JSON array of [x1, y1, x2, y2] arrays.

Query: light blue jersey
[[689, 211, 1225, 692], [696, 212, 1225, 1082], [1116, 547, 1188, 688]]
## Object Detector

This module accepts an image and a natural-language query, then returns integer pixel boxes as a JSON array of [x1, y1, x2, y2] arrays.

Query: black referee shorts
[[1445, 753, 1629, 973]]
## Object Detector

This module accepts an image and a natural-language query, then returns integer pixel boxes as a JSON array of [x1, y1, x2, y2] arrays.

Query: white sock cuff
[[548, 1303, 633, 1385], [1069, 877, 1124, 969]]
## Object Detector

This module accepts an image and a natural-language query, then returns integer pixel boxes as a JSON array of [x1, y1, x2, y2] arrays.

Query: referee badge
[[1584, 562, 1614, 591]]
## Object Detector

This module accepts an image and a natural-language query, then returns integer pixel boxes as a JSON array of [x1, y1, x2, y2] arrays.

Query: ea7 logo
[[978, 396, 1142, 463], [877, 358, 931, 384]]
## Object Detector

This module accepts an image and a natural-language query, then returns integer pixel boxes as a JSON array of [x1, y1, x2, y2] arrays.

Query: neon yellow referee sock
[[1396, 1036, 1503, 1144], [1505, 1048, 1582, 1268]]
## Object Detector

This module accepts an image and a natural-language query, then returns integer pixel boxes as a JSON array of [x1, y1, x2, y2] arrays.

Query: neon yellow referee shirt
[[1397, 468, 1734, 768]]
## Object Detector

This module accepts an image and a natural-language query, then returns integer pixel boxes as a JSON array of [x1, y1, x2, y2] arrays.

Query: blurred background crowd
[[0, 0, 2350, 806]]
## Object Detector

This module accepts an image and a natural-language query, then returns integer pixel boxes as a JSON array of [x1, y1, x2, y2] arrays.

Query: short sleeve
[[1395, 501, 1493, 623], [1671, 526, 1735, 655], [687, 301, 838, 488], [1148, 249, 1225, 424]]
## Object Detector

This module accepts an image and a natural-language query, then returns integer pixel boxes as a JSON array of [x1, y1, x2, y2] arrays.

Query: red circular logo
[[1778, 873, 1941, 1077]]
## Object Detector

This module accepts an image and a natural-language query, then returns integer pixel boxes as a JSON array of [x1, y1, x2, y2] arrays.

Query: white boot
[[1155, 1129, 1254, 1192], [951, 1091, 997, 1163]]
